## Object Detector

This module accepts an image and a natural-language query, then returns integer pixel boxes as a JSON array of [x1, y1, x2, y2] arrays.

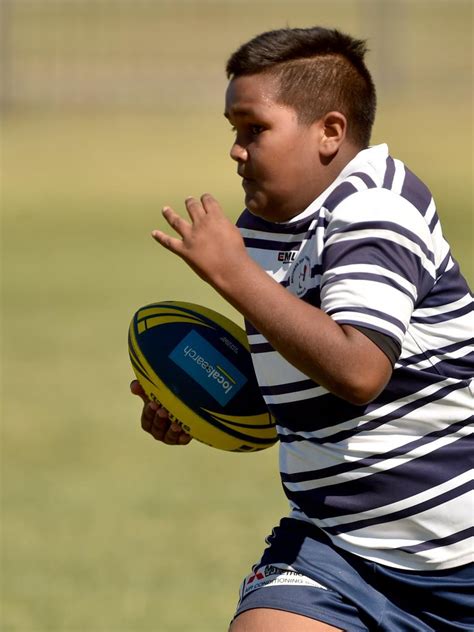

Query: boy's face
[[224, 73, 325, 222]]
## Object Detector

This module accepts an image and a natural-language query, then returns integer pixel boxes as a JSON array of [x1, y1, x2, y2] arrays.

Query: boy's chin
[[245, 196, 293, 224], [245, 194, 275, 222], [246, 203, 273, 222]]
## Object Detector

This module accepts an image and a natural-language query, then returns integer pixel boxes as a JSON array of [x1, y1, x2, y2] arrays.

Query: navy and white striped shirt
[[237, 144, 473, 571]]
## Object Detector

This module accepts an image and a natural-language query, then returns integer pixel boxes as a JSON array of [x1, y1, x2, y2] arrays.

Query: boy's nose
[[230, 142, 248, 162]]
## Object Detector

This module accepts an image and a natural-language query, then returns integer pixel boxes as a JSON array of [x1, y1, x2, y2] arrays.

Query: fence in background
[[1, 0, 472, 111]]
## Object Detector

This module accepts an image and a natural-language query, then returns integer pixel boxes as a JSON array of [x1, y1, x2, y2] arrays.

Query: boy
[[131, 27, 473, 631]]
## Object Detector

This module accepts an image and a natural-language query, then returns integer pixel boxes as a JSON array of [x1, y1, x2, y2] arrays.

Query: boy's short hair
[[226, 27, 376, 148]]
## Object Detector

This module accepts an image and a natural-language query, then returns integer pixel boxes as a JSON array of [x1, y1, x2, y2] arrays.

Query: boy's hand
[[130, 380, 192, 445], [151, 194, 248, 290]]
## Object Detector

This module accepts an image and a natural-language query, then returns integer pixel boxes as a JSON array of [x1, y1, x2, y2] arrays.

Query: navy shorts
[[234, 518, 474, 631]]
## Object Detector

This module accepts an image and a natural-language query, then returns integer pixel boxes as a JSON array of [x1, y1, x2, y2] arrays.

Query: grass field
[[2, 3, 473, 631], [3, 103, 472, 632]]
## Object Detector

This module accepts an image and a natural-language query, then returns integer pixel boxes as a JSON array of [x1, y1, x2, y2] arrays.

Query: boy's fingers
[[156, 406, 169, 418], [185, 196, 206, 222], [163, 422, 192, 445], [143, 412, 193, 445], [141, 403, 159, 431], [148, 415, 168, 441], [162, 206, 191, 236], [130, 379, 146, 399], [162, 422, 182, 444], [149, 418, 191, 445], [178, 432, 193, 445], [151, 229, 183, 252], [131, 380, 159, 412], [200, 193, 220, 214]]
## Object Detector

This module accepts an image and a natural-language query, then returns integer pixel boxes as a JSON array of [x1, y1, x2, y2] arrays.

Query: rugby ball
[[128, 301, 277, 452]]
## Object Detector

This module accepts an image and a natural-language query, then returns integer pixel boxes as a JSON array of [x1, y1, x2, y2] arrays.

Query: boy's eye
[[228, 123, 264, 136]]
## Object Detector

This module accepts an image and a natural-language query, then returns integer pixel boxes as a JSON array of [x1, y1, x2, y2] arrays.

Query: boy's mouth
[[238, 166, 253, 180], [242, 177, 256, 191], [239, 171, 255, 183]]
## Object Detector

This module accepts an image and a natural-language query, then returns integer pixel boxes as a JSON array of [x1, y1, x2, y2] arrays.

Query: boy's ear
[[318, 111, 347, 157]]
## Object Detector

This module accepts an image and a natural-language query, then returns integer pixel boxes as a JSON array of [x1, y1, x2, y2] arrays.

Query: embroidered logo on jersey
[[289, 256, 311, 297], [239, 563, 328, 600], [278, 251, 298, 263]]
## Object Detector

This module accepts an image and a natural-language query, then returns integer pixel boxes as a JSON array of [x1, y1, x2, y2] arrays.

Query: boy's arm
[[152, 194, 392, 405]]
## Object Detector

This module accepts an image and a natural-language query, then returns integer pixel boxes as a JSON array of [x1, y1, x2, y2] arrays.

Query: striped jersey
[[237, 144, 473, 571]]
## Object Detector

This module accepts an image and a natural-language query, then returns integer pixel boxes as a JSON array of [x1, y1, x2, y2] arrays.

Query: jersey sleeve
[[350, 325, 401, 366], [320, 187, 437, 353]]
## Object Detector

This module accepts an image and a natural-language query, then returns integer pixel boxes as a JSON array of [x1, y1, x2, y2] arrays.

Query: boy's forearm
[[211, 255, 392, 405]]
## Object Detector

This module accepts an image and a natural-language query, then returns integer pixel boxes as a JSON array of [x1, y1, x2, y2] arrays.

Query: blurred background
[[1, 1, 472, 630]]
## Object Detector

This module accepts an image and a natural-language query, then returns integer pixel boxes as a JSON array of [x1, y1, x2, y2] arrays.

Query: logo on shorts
[[240, 563, 328, 600]]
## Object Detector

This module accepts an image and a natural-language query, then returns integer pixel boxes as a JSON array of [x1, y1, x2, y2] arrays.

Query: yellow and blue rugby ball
[[128, 301, 277, 452]]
